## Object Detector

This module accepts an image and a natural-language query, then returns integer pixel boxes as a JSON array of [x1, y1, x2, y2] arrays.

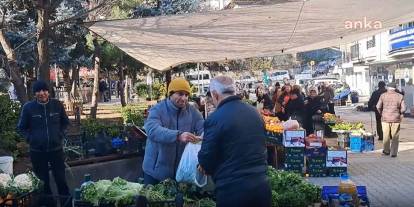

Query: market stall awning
[[88, 0, 414, 71]]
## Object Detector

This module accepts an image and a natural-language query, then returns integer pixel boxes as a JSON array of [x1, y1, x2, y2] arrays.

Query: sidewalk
[[308, 106, 414, 206]]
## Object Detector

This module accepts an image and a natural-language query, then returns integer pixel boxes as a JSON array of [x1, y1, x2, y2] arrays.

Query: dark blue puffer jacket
[[198, 96, 268, 190], [17, 99, 69, 152]]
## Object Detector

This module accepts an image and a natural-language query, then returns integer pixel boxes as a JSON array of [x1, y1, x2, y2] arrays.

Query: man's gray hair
[[210, 76, 236, 95]]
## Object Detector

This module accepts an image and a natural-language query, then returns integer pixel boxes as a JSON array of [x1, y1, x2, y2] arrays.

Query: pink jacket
[[376, 90, 406, 123]]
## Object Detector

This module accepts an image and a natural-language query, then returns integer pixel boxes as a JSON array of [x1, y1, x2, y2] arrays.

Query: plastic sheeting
[[88, 0, 414, 71]]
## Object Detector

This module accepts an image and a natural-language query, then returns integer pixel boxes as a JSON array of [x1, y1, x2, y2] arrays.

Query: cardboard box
[[283, 130, 306, 147], [326, 150, 347, 167], [285, 163, 304, 168], [285, 157, 305, 164], [307, 168, 327, 174], [285, 147, 305, 153], [328, 167, 347, 177], [305, 146, 328, 157]]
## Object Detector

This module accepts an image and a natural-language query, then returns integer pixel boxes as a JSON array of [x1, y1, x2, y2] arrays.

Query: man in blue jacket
[[17, 80, 70, 204], [198, 76, 271, 207], [143, 78, 204, 185]]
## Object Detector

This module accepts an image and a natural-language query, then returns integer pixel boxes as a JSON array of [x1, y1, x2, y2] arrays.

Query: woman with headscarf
[[304, 86, 326, 135]]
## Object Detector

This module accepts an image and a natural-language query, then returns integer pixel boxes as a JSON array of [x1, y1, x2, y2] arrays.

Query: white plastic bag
[[283, 118, 300, 130], [176, 142, 207, 187]]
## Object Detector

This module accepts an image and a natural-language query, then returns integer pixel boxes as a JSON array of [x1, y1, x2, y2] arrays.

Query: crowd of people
[[253, 81, 336, 135], [16, 75, 409, 207]]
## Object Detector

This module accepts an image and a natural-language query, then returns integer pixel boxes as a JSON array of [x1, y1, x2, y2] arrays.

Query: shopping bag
[[176, 142, 207, 187]]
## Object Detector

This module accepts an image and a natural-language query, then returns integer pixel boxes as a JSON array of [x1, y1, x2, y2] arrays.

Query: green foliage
[[81, 118, 105, 139], [110, 0, 143, 19], [297, 48, 341, 65], [82, 119, 123, 139], [120, 105, 145, 127], [152, 82, 167, 100], [267, 167, 321, 207], [135, 83, 149, 97], [134, 82, 167, 100], [0, 95, 23, 156], [0, 95, 20, 132], [246, 57, 273, 71], [107, 124, 121, 138], [0, 131, 21, 157]]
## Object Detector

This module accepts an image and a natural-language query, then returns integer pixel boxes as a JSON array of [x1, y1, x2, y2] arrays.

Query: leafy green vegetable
[[80, 178, 216, 207], [81, 182, 98, 206], [267, 167, 321, 207], [81, 177, 143, 207], [198, 198, 216, 207]]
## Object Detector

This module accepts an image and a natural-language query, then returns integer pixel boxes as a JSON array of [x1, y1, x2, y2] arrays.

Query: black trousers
[[216, 176, 271, 207], [375, 111, 383, 140], [327, 103, 335, 114], [30, 150, 70, 196]]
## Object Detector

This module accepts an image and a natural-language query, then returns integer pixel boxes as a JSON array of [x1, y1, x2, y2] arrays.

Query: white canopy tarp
[[89, 0, 414, 71]]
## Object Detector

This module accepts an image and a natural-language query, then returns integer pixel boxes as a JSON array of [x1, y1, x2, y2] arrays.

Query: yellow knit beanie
[[168, 78, 191, 95]]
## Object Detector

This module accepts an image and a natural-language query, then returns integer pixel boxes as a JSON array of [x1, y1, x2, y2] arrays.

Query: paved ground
[[308, 106, 414, 207]]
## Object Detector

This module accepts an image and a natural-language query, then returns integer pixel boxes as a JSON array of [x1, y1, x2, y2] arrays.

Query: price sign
[[326, 150, 347, 167], [283, 130, 305, 147]]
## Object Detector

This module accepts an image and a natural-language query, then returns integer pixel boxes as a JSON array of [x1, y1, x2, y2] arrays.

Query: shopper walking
[[376, 82, 406, 157], [368, 81, 387, 140]]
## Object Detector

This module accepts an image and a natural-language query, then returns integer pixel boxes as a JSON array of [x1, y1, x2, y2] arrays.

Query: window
[[351, 44, 359, 59], [367, 36, 376, 49]]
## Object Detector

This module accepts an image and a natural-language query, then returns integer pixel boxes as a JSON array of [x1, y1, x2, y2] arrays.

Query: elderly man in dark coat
[[198, 76, 271, 207]]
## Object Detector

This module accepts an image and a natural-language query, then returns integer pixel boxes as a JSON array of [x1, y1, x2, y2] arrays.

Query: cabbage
[[13, 174, 32, 191], [0, 173, 12, 196], [7, 172, 41, 196], [0, 174, 12, 188], [81, 178, 143, 207]]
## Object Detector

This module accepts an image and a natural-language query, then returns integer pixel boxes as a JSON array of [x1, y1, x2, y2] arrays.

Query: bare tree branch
[[0, 8, 5, 29], [49, 0, 118, 28]]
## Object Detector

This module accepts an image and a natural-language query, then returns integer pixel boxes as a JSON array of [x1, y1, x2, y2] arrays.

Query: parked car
[[269, 70, 290, 82], [237, 75, 257, 84]]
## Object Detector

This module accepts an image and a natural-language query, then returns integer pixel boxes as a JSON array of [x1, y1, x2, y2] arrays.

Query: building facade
[[339, 21, 414, 111]]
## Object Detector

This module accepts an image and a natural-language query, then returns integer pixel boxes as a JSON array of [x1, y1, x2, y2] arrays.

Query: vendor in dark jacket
[[17, 80, 70, 205], [304, 86, 325, 135], [198, 76, 271, 207], [284, 86, 305, 125], [368, 81, 387, 140]]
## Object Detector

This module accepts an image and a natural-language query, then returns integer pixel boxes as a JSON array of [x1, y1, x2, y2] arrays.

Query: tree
[[86, 0, 118, 119], [297, 48, 341, 65], [50, 0, 91, 100], [34, 0, 52, 83], [0, 0, 37, 104]]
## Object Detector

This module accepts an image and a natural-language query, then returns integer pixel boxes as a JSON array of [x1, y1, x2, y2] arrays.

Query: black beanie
[[32, 80, 49, 93]]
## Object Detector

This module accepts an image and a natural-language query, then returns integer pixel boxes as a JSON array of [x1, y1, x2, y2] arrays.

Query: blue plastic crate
[[363, 135, 375, 152], [350, 137, 363, 152]]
